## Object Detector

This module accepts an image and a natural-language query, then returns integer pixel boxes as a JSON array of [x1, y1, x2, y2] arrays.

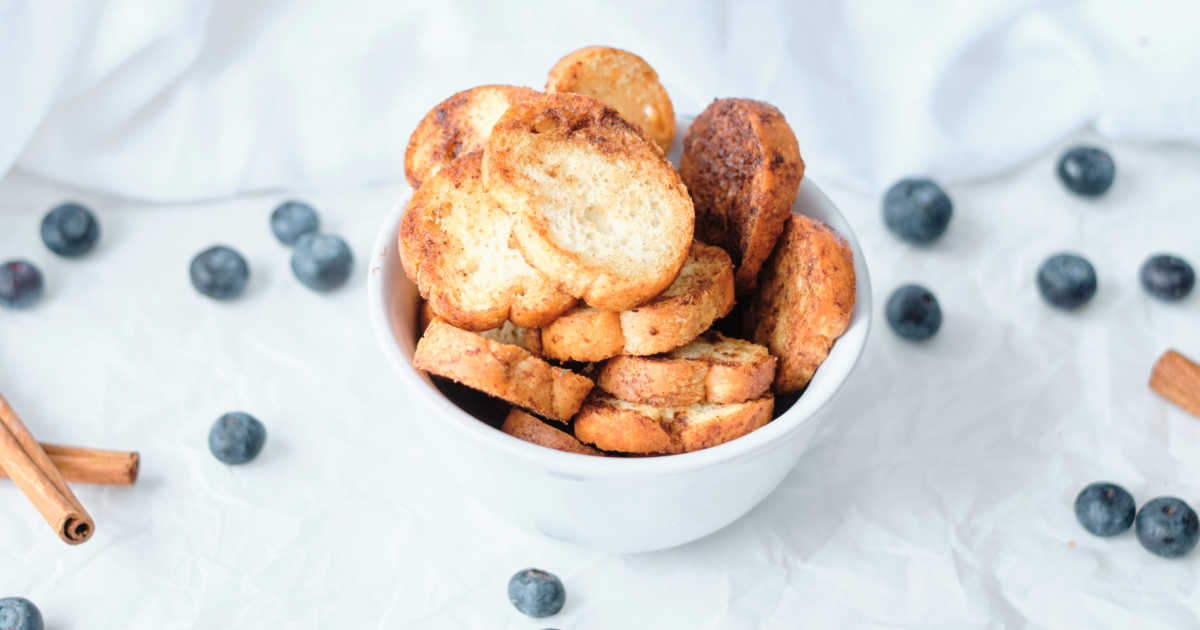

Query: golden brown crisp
[[413, 320, 593, 422], [501, 408, 601, 455], [540, 242, 734, 362], [680, 99, 804, 294], [404, 85, 538, 189], [398, 152, 575, 331], [744, 214, 856, 393], [483, 92, 694, 311], [546, 46, 675, 152], [597, 331, 776, 406], [573, 393, 773, 455]]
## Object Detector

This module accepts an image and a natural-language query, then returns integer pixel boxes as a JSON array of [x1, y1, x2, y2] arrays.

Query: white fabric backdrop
[[2, 1, 1200, 628], [1, 0, 1199, 200]]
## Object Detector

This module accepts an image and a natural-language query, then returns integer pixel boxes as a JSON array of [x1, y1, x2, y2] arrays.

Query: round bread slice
[[680, 98, 804, 294], [404, 85, 538, 189], [414, 320, 593, 422], [744, 214, 856, 393], [597, 331, 776, 406], [399, 152, 575, 331], [545, 46, 675, 152], [501, 409, 601, 456], [483, 91, 694, 311], [573, 393, 774, 455], [540, 241, 734, 362]]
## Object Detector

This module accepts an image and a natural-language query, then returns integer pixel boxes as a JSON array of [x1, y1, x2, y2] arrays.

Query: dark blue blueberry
[[208, 412, 266, 465], [1037, 253, 1097, 310], [1135, 497, 1199, 558], [0, 260, 44, 309], [40, 202, 100, 257], [1057, 146, 1115, 197], [270, 201, 320, 246], [0, 597, 44, 630], [885, 284, 942, 341], [508, 568, 565, 618], [882, 178, 953, 244], [291, 233, 353, 292], [1074, 482, 1135, 537], [190, 246, 249, 300], [1140, 254, 1194, 301]]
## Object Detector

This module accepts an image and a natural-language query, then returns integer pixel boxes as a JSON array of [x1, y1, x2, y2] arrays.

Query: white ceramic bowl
[[367, 120, 871, 553]]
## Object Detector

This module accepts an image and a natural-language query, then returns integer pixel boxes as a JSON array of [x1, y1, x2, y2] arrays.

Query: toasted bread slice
[[573, 393, 773, 454], [414, 320, 593, 422], [541, 241, 734, 361], [399, 152, 575, 331], [404, 85, 538, 189], [538, 307, 625, 361], [744, 214, 855, 393], [501, 408, 601, 455], [680, 99, 804, 294], [597, 331, 776, 406], [545, 46, 675, 152], [484, 91, 694, 311]]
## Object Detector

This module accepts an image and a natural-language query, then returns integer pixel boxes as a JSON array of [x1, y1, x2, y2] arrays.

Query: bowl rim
[[367, 156, 871, 481]]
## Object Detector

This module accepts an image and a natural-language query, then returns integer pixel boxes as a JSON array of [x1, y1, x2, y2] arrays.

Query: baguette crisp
[[681, 98, 804, 294], [404, 85, 538, 189], [413, 320, 592, 422], [744, 214, 855, 393], [546, 46, 675, 152], [484, 92, 694, 311], [399, 152, 575, 331], [573, 393, 773, 455], [540, 241, 735, 362], [501, 408, 601, 455], [597, 331, 775, 406]]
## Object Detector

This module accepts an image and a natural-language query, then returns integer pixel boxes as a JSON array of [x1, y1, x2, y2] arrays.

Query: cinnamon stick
[[1150, 350, 1200, 419], [0, 394, 94, 544], [0, 444, 139, 485]]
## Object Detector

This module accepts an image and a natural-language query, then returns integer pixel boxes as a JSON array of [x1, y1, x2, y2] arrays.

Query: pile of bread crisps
[[398, 46, 856, 457]]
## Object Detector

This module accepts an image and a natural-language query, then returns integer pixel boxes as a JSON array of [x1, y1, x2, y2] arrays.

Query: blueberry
[[40, 202, 100, 257], [885, 284, 942, 341], [1057, 146, 1115, 197], [190, 245, 249, 300], [291, 233, 353, 292], [208, 412, 266, 465], [0, 260, 44, 309], [0, 597, 43, 630], [508, 568, 565, 618], [270, 201, 320, 246], [882, 178, 953, 244], [1037, 253, 1097, 310], [1074, 482, 1135, 537], [1135, 497, 1199, 558], [1140, 254, 1194, 301]]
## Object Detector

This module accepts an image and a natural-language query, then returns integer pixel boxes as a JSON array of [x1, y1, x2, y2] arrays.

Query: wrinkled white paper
[[1, 132, 1198, 628]]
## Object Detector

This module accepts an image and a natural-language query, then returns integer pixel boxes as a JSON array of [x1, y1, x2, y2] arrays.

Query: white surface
[[1, 0, 1199, 199], [366, 173, 870, 553], [2, 132, 1199, 628]]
